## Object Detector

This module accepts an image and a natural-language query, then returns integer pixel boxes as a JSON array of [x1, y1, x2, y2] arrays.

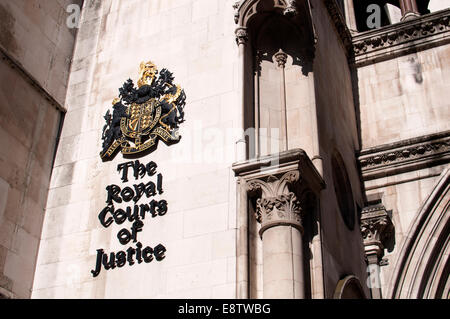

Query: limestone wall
[[358, 46, 450, 149], [0, 0, 80, 298], [357, 29, 450, 299], [311, 0, 370, 298], [0, 0, 82, 106], [32, 0, 240, 299]]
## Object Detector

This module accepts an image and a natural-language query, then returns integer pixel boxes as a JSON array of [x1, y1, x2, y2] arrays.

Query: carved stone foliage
[[321, 1, 450, 66], [358, 132, 450, 180], [255, 192, 302, 224], [360, 141, 449, 169], [246, 170, 305, 235], [235, 27, 248, 45], [354, 15, 449, 54], [360, 204, 394, 258], [283, 0, 298, 17], [352, 9, 450, 66], [274, 49, 288, 68]]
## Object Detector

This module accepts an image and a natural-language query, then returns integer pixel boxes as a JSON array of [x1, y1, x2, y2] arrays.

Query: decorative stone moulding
[[360, 203, 394, 259], [250, 172, 304, 236], [358, 131, 450, 181], [233, 0, 317, 51], [322, 0, 354, 57], [352, 9, 450, 67], [321, 2, 450, 67], [233, 149, 325, 236]]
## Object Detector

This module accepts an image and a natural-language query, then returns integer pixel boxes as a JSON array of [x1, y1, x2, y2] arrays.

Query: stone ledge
[[352, 9, 450, 67], [358, 131, 450, 181], [233, 149, 324, 187]]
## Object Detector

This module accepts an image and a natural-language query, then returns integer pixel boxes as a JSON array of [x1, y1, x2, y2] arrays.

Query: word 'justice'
[[91, 160, 167, 277]]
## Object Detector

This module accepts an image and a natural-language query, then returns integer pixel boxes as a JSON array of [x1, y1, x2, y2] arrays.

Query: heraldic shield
[[100, 61, 186, 161]]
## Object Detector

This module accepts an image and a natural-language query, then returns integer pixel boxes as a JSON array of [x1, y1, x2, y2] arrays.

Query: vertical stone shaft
[[253, 177, 306, 298], [399, 0, 420, 21], [274, 49, 289, 151], [262, 225, 305, 298], [237, 178, 249, 298], [236, 27, 248, 161], [360, 201, 394, 299], [366, 253, 382, 299], [254, 53, 261, 158]]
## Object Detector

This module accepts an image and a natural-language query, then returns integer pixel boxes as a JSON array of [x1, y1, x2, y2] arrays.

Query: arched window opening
[[331, 151, 356, 231], [235, 0, 316, 159]]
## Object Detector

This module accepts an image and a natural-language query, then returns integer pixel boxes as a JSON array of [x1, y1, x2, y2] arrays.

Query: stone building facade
[[0, 0, 448, 299]]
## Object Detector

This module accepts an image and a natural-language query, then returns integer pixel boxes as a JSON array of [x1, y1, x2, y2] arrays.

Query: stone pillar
[[344, 0, 358, 33], [399, 0, 420, 21], [235, 27, 249, 161], [233, 149, 325, 299], [274, 49, 288, 152], [360, 201, 394, 299], [254, 51, 262, 158], [248, 171, 304, 298]]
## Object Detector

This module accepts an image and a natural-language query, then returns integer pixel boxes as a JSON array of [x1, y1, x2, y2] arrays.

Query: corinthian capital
[[256, 191, 304, 237], [256, 192, 303, 234], [235, 27, 248, 45], [360, 203, 394, 259], [284, 0, 298, 17]]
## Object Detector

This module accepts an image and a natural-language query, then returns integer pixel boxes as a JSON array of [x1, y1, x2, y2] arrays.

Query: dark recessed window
[[331, 151, 356, 231]]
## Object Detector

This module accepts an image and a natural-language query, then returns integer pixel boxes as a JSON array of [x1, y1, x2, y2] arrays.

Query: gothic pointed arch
[[234, 0, 316, 51], [388, 167, 450, 299], [333, 275, 367, 299], [233, 0, 318, 158]]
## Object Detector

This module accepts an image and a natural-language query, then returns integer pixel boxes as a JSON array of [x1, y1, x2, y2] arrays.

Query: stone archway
[[388, 167, 450, 299], [333, 275, 367, 299]]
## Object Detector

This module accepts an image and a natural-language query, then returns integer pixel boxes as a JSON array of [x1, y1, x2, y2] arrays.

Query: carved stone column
[[233, 149, 325, 299], [399, 0, 420, 21], [235, 26, 249, 161], [360, 200, 394, 299], [274, 49, 288, 152], [248, 171, 304, 298]]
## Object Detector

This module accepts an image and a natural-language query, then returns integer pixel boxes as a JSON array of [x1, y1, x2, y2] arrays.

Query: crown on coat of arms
[[100, 61, 186, 161]]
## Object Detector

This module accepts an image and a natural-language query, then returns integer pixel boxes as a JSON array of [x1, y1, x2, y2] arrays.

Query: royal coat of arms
[[100, 61, 186, 160]]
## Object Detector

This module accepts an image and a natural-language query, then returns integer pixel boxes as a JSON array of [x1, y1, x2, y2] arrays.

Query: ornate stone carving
[[256, 192, 303, 235], [283, 0, 298, 17], [246, 170, 304, 236], [360, 203, 394, 259], [323, 0, 353, 57], [235, 27, 248, 45], [274, 49, 288, 68], [233, 1, 242, 24], [256, 192, 302, 221], [352, 9, 450, 66], [358, 131, 450, 180]]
